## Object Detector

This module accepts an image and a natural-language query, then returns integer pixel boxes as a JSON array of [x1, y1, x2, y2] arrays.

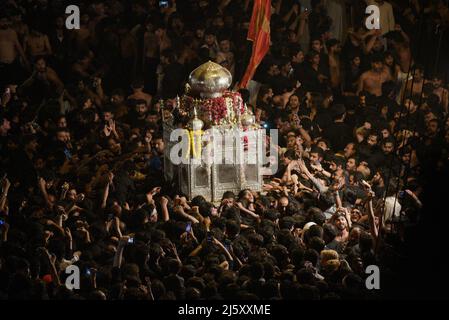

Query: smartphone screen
[[159, 0, 169, 8], [86, 268, 91, 276], [0, 219, 4, 226], [128, 237, 134, 244], [185, 222, 192, 233], [64, 148, 72, 160]]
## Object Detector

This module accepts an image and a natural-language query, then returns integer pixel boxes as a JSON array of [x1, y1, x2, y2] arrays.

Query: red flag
[[239, 0, 271, 89]]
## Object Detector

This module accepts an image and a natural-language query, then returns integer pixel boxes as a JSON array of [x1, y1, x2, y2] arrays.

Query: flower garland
[[181, 91, 245, 124]]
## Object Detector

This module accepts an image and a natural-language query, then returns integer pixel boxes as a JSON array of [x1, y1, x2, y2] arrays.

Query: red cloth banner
[[239, 0, 271, 89]]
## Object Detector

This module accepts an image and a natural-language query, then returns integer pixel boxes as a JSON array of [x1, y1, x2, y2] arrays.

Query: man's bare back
[[25, 33, 51, 58]]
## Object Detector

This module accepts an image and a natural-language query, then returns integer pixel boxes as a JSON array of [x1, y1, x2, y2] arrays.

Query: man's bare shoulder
[[0, 28, 19, 40], [360, 70, 371, 78], [381, 66, 393, 79], [46, 67, 60, 79]]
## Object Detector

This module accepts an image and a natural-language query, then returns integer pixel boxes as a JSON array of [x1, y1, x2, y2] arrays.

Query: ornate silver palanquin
[[162, 61, 264, 202]]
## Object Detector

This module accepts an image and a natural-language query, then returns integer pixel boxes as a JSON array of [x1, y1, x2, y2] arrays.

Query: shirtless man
[[357, 55, 392, 97], [24, 28, 52, 60], [431, 75, 449, 113], [390, 24, 412, 73], [0, 15, 29, 85], [403, 65, 425, 97], [326, 38, 342, 90], [128, 79, 152, 106], [20, 56, 64, 96], [72, 13, 91, 52]]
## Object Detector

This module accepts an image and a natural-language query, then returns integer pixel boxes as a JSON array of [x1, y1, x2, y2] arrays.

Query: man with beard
[[310, 37, 330, 80], [332, 213, 350, 243], [302, 50, 328, 92], [110, 89, 128, 120], [323, 104, 352, 152], [431, 74, 448, 113], [48, 128, 73, 168], [261, 59, 281, 93], [378, 137, 399, 171], [403, 65, 425, 98], [357, 54, 392, 97], [290, 45, 305, 85], [148, 135, 165, 186], [255, 85, 275, 118], [126, 99, 148, 128], [19, 56, 64, 104], [272, 58, 294, 95], [401, 96, 425, 135], [357, 131, 384, 169]]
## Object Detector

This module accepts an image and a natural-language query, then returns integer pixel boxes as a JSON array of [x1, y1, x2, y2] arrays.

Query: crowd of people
[[0, 0, 449, 300]]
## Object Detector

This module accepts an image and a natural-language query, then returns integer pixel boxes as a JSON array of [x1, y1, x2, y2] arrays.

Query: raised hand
[[107, 172, 114, 185], [160, 196, 169, 207], [103, 124, 112, 137]]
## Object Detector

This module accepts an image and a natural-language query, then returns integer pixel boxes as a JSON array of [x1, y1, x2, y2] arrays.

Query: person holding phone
[[159, 0, 170, 8]]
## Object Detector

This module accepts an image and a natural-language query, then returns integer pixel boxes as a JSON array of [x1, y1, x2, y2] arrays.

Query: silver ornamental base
[[163, 123, 263, 202]]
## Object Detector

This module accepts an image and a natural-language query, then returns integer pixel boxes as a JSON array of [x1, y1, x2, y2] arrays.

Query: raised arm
[[283, 3, 298, 23], [0, 177, 11, 213], [236, 201, 260, 220], [44, 35, 53, 56], [38, 177, 53, 208], [295, 10, 309, 42], [159, 196, 170, 222], [357, 72, 366, 95], [101, 172, 114, 209], [361, 180, 379, 240], [298, 159, 329, 193], [113, 236, 129, 268]]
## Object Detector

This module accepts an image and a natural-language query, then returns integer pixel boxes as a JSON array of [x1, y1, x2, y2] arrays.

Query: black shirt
[[323, 122, 353, 152]]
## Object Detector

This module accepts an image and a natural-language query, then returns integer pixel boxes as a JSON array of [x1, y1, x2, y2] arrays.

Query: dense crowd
[[0, 0, 448, 300]]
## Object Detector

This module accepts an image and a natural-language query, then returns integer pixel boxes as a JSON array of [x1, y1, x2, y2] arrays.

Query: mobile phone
[[159, 0, 169, 8], [185, 222, 192, 233], [86, 268, 91, 276], [64, 148, 72, 160], [399, 191, 405, 198], [206, 232, 213, 242], [128, 237, 134, 244], [0, 218, 4, 226]]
